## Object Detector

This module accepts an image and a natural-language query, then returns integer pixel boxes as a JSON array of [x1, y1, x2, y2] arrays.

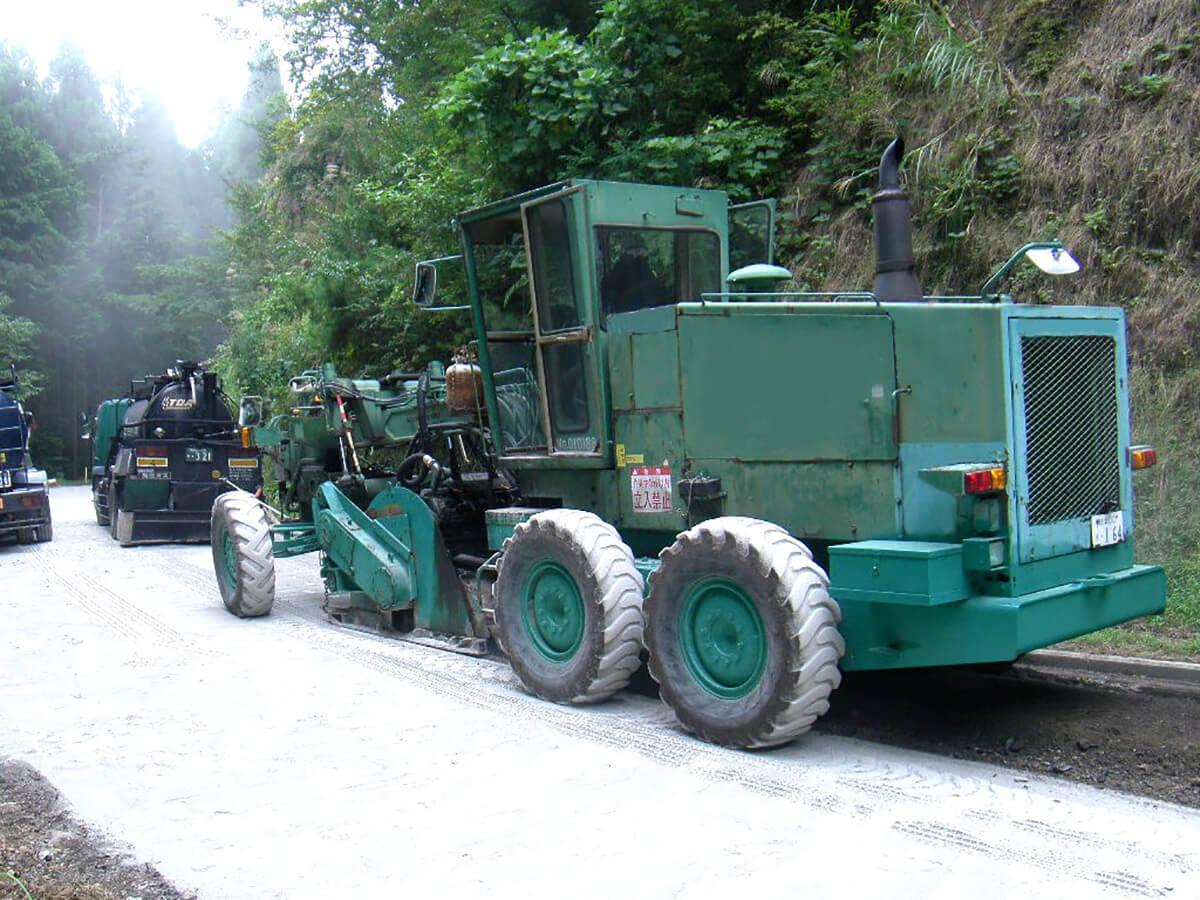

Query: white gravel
[[1, 486, 1198, 899]]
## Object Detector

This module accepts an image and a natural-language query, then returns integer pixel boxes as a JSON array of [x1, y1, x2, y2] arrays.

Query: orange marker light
[[1129, 446, 1157, 469], [964, 467, 1007, 494]]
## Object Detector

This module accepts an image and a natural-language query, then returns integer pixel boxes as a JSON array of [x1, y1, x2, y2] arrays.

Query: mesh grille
[[1021, 335, 1120, 525]]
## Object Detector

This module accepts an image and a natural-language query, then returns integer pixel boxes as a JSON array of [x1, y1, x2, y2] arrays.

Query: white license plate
[[1091, 512, 1125, 548], [0, 469, 9, 489]]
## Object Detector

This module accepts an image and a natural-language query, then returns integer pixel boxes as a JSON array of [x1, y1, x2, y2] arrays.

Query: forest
[[1, 0, 1196, 654]]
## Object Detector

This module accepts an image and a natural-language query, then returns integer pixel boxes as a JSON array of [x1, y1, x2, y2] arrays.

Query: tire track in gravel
[[28, 546, 193, 649], [272, 615, 1187, 896], [158, 546, 1191, 898], [893, 821, 1170, 898]]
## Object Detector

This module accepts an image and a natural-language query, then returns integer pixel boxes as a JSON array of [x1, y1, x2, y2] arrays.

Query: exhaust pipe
[[872, 138, 923, 302]]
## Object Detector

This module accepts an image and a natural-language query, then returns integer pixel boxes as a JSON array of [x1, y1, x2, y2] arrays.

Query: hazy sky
[[3, 0, 288, 147]]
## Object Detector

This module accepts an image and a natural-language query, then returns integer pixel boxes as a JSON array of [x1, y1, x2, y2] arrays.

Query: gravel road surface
[[1, 487, 1198, 899]]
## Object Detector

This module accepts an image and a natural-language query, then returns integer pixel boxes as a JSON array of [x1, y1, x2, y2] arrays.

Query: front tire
[[645, 517, 844, 749], [211, 492, 276, 617], [495, 509, 644, 704]]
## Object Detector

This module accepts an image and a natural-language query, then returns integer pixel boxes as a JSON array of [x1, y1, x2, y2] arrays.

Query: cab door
[[520, 188, 609, 461]]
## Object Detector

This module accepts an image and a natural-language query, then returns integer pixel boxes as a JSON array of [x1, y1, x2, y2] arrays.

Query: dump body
[[93, 364, 260, 543], [0, 378, 51, 541]]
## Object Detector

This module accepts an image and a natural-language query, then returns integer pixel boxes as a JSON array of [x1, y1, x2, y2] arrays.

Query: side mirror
[[981, 240, 1080, 299], [22, 410, 34, 429], [239, 396, 265, 428], [413, 262, 438, 308], [79, 411, 91, 441]]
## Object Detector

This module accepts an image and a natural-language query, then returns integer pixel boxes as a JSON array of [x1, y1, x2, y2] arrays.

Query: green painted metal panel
[[632, 331, 681, 409], [679, 310, 897, 461], [899, 442, 1007, 540], [612, 411, 688, 532], [688, 459, 898, 541], [610, 332, 635, 412], [838, 562, 1164, 671], [829, 540, 969, 607], [887, 303, 1008, 443]]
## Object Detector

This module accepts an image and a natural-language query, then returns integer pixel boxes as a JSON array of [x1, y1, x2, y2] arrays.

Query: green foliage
[[1120, 72, 1173, 100], [437, 28, 627, 188], [636, 119, 786, 200]]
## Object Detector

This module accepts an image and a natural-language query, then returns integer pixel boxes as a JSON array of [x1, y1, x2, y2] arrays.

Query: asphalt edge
[[1024, 648, 1200, 686]]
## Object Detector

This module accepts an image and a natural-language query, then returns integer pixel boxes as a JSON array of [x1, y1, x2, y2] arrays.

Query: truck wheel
[[211, 492, 275, 617], [495, 509, 644, 704], [34, 506, 52, 543], [95, 492, 109, 526], [645, 517, 844, 749]]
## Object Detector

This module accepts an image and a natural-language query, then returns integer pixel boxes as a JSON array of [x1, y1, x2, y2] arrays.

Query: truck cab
[[0, 370, 52, 543]]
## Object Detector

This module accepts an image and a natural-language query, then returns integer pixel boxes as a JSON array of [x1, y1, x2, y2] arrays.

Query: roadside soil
[[813, 665, 1200, 808], [1, 760, 189, 900]]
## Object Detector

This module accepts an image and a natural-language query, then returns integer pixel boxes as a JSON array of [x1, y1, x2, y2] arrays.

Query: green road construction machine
[[213, 139, 1164, 748], [92, 362, 261, 545]]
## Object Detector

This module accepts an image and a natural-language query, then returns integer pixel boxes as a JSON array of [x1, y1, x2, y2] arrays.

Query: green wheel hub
[[679, 577, 767, 699], [521, 559, 585, 662], [220, 527, 239, 593]]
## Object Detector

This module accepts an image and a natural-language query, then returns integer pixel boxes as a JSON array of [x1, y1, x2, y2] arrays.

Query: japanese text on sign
[[631, 466, 672, 513]]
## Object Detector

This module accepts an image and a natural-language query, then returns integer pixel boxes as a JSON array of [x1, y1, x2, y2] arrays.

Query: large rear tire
[[94, 479, 110, 526], [211, 492, 275, 618], [34, 504, 52, 543], [645, 516, 844, 749], [495, 509, 644, 704]]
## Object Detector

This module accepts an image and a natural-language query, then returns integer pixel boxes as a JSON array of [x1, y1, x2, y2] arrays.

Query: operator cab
[[427, 179, 775, 465]]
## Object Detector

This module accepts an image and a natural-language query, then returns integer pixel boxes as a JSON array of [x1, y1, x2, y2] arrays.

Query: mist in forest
[[0, 41, 285, 476]]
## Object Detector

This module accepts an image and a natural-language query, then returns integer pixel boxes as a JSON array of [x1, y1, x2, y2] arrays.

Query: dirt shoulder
[[814, 664, 1200, 809], [1, 760, 189, 900]]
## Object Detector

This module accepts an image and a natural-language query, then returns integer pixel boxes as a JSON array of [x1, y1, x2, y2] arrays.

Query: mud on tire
[[495, 509, 644, 704], [646, 516, 844, 749], [211, 491, 275, 617]]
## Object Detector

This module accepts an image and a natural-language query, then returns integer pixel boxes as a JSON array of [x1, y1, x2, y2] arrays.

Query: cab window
[[596, 227, 720, 317]]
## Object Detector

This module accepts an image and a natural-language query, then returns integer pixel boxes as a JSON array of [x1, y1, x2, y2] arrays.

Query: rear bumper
[[839, 563, 1166, 671], [114, 508, 212, 544], [0, 487, 50, 535]]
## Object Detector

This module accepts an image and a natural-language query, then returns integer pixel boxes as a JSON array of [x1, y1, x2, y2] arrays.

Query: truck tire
[[34, 506, 52, 543], [211, 491, 275, 617], [495, 509, 644, 704], [95, 495, 109, 526], [645, 517, 844, 749]]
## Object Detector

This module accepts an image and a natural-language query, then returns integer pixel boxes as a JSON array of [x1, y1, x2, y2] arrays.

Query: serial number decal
[[556, 434, 598, 453], [631, 466, 672, 513]]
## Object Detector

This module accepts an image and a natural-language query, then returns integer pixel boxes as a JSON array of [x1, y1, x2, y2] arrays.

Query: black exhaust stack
[[872, 138, 923, 302]]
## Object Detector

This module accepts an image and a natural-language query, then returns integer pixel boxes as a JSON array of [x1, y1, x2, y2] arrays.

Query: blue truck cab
[[0, 369, 52, 543]]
